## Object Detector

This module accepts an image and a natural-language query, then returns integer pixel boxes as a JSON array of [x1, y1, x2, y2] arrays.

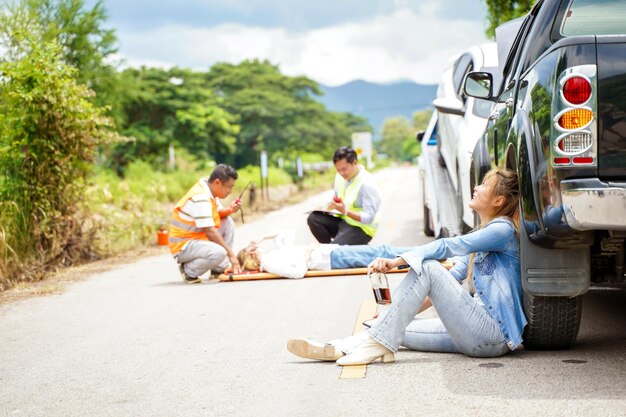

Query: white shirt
[[255, 232, 338, 278]]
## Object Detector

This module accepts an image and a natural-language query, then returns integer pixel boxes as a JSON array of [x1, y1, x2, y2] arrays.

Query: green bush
[[0, 9, 122, 290]]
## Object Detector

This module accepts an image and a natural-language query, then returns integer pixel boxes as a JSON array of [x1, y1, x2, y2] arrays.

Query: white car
[[433, 43, 498, 231]]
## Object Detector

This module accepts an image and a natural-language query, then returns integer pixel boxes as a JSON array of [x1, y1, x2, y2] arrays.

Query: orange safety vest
[[169, 182, 221, 255]]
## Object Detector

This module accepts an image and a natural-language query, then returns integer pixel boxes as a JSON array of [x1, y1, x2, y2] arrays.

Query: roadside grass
[[0, 201, 38, 291], [86, 160, 332, 256]]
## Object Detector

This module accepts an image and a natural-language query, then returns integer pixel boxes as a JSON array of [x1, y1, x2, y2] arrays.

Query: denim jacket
[[400, 217, 528, 350]]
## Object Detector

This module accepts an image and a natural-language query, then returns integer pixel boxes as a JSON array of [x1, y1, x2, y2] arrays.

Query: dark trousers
[[307, 211, 372, 245]]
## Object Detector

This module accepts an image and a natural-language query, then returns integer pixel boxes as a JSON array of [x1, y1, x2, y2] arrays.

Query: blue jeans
[[330, 244, 414, 269], [368, 260, 510, 358]]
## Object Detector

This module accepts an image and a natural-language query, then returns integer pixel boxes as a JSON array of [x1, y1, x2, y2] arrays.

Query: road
[[1, 166, 625, 417]]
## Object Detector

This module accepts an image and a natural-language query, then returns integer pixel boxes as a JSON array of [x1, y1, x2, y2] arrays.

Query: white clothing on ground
[[255, 232, 338, 279]]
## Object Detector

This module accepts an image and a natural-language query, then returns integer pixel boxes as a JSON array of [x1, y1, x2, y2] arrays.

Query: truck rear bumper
[[561, 179, 626, 231]]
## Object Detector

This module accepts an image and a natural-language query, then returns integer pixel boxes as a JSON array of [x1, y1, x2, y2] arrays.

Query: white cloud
[[115, 4, 489, 85]]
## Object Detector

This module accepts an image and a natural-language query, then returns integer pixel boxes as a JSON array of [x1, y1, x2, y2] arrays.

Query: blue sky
[[99, 0, 490, 86]]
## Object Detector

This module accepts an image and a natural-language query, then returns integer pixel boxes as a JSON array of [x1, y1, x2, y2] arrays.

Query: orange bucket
[[157, 229, 169, 246]]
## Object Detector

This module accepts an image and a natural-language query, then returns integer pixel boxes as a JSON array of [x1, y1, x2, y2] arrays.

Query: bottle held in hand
[[369, 272, 392, 305]]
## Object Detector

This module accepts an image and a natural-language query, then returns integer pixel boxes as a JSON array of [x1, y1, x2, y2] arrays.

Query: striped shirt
[[178, 178, 223, 228]]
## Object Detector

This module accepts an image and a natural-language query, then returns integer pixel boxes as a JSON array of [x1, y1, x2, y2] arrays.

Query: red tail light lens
[[554, 157, 570, 165], [562, 76, 591, 105]]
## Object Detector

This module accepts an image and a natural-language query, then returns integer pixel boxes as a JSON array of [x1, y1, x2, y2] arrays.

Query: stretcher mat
[[218, 261, 453, 282]]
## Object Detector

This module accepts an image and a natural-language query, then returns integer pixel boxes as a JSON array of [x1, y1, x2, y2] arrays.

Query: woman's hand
[[368, 257, 403, 273]]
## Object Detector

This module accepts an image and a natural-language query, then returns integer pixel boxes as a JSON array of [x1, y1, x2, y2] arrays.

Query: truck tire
[[522, 293, 582, 350]]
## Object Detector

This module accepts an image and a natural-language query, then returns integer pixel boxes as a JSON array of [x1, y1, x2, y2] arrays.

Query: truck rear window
[[561, 0, 626, 36]]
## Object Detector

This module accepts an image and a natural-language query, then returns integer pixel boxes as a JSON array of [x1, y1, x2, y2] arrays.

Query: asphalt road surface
[[1, 166, 625, 417]]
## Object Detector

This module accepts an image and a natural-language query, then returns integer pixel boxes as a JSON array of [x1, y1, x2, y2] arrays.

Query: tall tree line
[[109, 62, 369, 172], [6, 0, 371, 175]]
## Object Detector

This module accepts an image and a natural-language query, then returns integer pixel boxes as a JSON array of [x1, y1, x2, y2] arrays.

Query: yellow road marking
[[339, 298, 377, 379]]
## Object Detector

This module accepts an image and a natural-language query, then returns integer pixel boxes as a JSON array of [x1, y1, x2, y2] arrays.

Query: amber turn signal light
[[558, 108, 593, 130]]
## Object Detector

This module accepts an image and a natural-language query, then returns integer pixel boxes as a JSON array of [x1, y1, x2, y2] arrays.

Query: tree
[[206, 60, 364, 167], [379, 116, 414, 161], [0, 6, 122, 288], [107, 67, 240, 172], [378, 109, 432, 162], [23, 0, 119, 107], [412, 109, 433, 131], [483, 0, 534, 38], [400, 108, 433, 161], [100, 61, 368, 172]]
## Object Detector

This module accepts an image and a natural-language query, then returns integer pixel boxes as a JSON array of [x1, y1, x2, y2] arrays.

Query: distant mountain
[[317, 80, 437, 135]]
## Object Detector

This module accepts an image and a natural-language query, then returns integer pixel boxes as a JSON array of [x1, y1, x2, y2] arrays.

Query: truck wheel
[[522, 293, 583, 350], [422, 176, 434, 237]]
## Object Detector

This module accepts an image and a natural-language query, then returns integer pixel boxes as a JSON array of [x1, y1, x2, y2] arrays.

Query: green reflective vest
[[333, 167, 380, 237]]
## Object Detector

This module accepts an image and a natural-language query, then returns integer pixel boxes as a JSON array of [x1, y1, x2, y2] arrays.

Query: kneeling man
[[170, 164, 242, 283]]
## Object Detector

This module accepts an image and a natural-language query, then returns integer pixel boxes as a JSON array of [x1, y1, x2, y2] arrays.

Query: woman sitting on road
[[287, 167, 527, 365], [237, 234, 413, 279]]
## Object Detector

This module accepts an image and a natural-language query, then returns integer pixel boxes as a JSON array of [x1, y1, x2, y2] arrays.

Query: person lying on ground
[[237, 235, 413, 279]]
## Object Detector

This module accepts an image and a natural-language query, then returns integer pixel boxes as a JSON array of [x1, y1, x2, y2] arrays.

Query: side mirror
[[433, 97, 465, 117], [464, 71, 493, 99], [416, 130, 425, 143]]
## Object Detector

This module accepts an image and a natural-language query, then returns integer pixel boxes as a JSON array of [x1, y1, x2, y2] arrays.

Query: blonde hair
[[237, 244, 261, 271], [466, 168, 520, 292]]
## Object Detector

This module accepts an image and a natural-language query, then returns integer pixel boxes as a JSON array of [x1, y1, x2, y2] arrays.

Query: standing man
[[169, 164, 242, 283], [307, 146, 381, 245]]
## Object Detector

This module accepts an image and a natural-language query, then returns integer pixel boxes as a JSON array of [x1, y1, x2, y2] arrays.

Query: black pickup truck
[[464, 0, 626, 349]]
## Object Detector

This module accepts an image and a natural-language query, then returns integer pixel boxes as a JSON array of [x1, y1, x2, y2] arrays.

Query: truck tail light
[[552, 66, 597, 168], [562, 76, 592, 105]]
